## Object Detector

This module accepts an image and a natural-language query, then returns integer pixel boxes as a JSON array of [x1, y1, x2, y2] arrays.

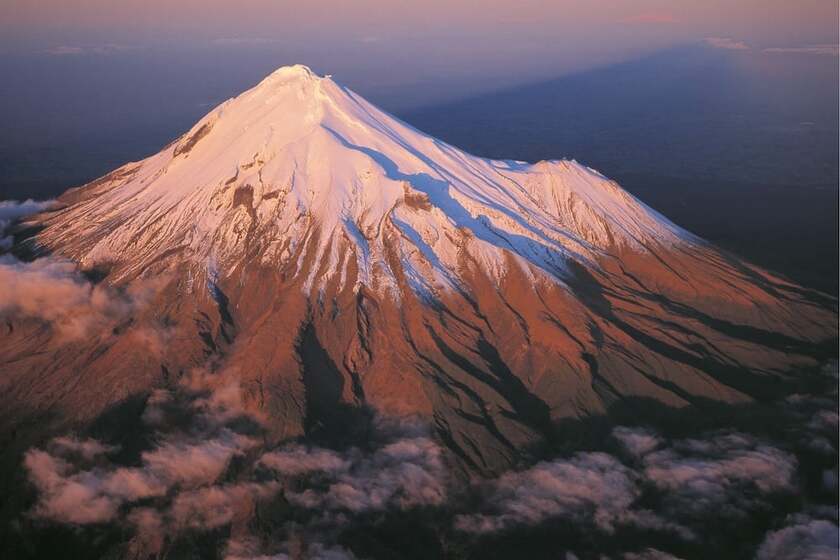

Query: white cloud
[[642, 432, 797, 518], [756, 516, 839, 560], [455, 452, 641, 533], [0, 198, 53, 250], [457, 428, 799, 537], [0, 255, 154, 340], [623, 549, 685, 560], [763, 44, 839, 56], [613, 426, 662, 459], [171, 482, 279, 530], [43, 44, 136, 56], [24, 381, 262, 527], [277, 435, 448, 513], [704, 37, 749, 50]]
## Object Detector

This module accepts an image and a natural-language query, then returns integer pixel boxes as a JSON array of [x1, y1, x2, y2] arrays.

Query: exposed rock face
[[1, 65, 835, 475]]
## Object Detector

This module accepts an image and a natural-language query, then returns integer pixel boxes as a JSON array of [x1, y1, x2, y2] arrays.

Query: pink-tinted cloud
[[281, 436, 447, 513], [704, 37, 750, 50], [764, 44, 839, 56], [24, 376, 446, 557], [0, 199, 53, 250], [756, 516, 839, 560], [126, 507, 166, 556], [50, 436, 116, 461], [142, 430, 258, 487], [642, 432, 797, 518], [259, 445, 349, 476], [23, 430, 258, 526], [457, 427, 803, 537], [24, 449, 116, 524], [0, 255, 154, 340], [23, 379, 261, 528], [623, 549, 684, 560], [21, 364, 837, 558], [225, 536, 355, 560], [43, 44, 136, 56], [613, 426, 662, 459], [455, 452, 640, 533], [257, 416, 448, 516], [171, 482, 279, 530]]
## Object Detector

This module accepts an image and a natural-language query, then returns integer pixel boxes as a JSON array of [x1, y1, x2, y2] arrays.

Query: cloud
[[44, 46, 86, 55], [620, 12, 678, 24], [24, 377, 445, 558], [266, 428, 448, 514], [24, 449, 120, 524], [623, 549, 685, 560], [613, 426, 662, 459], [641, 432, 797, 518], [171, 482, 279, 530], [704, 37, 750, 50], [23, 429, 258, 525], [224, 536, 291, 560], [43, 44, 136, 56], [224, 537, 355, 560], [782, 391, 839, 457], [455, 452, 640, 533], [756, 516, 839, 560], [0, 255, 150, 340], [1, 205, 166, 341], [50, 436, 116, 460], [307, 544, 358, 560], [313, 437, 446, 512], [19, 358, 839, 558], [457, 428, 801, 538], [259, 445, 349, 476], [0, 199, 52, 250], [141, 430, 259, 487], [125, 507, 166, 557], [763, 44, 839, 56], [24, 379, 262, 527]]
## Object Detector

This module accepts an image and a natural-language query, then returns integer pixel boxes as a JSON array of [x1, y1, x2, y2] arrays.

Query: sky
[[1, 0, 837, 42], [1, 0, 836, 87]]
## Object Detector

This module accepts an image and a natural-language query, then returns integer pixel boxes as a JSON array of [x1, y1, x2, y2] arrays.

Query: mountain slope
[[2, 65, 836, 474]]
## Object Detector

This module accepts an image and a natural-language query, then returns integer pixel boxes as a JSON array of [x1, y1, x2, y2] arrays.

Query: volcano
[[2, 65, 835, 475]]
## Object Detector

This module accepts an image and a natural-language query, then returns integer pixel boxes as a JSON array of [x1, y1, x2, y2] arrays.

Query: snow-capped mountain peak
[[35, 65, 691, 297]]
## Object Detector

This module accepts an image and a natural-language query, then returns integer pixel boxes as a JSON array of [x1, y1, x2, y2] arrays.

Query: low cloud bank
[[0, 198, 163, 340], [704, 37, 750, 51], [763, 45, 839, 56], [454, 452, 641, 533], [450, 364, 837, 556], [43, 44, 138, 56], [0, 256, 158, 339], [756, 515, 839, 560], [0, 198, 52, 250], [640, 431, 797, 519], [454, 429, 801, 541], [24, 378, 261, 526], [24, 370, 448, 559], [268, 434, 446, 514], [21, 359, 839, 560]]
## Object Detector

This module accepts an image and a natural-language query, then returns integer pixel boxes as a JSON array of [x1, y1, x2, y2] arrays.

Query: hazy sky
[[0, 1, 837, 104], [2, 1, 836, 47]]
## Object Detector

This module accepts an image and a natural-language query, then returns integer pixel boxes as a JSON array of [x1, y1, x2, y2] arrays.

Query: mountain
[[2, 65, 836, 475]]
